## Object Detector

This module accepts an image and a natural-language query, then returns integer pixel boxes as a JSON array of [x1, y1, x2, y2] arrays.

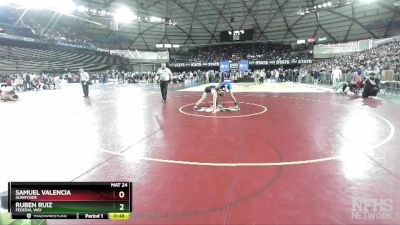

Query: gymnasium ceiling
[[13, 0, 400, 50]]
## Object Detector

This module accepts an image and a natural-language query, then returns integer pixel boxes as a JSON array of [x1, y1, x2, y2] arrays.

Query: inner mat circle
[[179, 102, 268, 118]]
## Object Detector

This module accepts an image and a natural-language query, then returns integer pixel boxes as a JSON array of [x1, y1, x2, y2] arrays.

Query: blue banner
[[239, 59, 249, 71], [220, 60, 230, 72]]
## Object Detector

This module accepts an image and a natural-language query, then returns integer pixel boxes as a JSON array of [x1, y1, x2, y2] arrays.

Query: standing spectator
[[210, 70, 215, 83], [279, 69, 285, 82], [374, 65, 381, 79], [260, 69, 266, 84], [312, 69, 320, 85], [254, 71, 260, 84], [274, 69, 279, 83], [331, 66, 342, 88], [156, 63, 172, 103], [287, 69, 293, 82], [79, 68, 90, 97], [24, 73, 31, 91]]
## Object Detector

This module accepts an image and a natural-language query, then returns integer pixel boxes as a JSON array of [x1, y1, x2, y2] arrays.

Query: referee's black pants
[[160, 80, 169, 101], [81, 81, 89, 97]]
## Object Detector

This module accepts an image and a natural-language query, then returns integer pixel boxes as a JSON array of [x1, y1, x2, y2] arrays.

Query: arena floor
[[1, 82, 399, 224]]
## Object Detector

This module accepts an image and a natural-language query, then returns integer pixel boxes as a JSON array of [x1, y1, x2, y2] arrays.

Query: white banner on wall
[[110, 49, 169, 62]]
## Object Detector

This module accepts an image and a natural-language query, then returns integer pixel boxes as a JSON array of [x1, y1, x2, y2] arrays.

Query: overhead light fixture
[[164, 44, 172, 48], [299, 1, 349, 15], [114, 5, 136, 23], [150, 16, 162, 23], [172, 44, 180, 48], [297, 39, 306, 44], [156, 44, 163, 48], [100, 10, 106, 16]]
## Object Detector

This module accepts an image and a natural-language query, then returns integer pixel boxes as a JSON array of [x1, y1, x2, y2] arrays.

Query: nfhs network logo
[[352, 197, 393, 220]]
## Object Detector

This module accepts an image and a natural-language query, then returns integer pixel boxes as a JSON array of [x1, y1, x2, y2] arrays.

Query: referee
[[157, 63, 173, 103], [79, 68, 90, 97]]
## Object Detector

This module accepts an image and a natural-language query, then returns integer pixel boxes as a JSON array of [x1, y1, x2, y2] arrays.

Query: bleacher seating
[[0, 42, 126, 73], [171, 43, 312, 63]]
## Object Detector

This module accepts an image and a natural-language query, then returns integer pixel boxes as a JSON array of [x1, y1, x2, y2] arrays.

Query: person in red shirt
[[5, 79, 12, 87], [342, 71, 363, 93]]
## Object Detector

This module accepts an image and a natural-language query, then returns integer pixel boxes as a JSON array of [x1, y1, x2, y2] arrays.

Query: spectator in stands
[[303, 40, 400, 85], [31, 76, 41, 91], [0, 76, 12, 87], [13, 75, 24, 91], [170, 43, 312, 63]]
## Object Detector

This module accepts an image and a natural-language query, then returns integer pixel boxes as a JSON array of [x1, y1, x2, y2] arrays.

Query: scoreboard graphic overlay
[[8, 182, 132, 220]]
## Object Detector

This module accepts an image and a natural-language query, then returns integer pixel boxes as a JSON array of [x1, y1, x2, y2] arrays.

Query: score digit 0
[[119, 191, 125, 198]]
